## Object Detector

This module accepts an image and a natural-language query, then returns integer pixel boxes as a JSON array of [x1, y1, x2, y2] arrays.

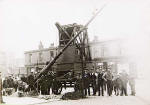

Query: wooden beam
[[55, 22, 71, 39]]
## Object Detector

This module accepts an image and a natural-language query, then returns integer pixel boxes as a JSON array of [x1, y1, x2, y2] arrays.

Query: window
[[50, 51, 54, 58], [39, 52, 42, 62], [101, 46, 105, 57], [29, 54, 32, 64]]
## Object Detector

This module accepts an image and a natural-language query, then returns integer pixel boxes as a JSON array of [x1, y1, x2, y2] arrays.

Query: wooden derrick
[[33, 6, 105, 92], [55, 23, 92, 77]]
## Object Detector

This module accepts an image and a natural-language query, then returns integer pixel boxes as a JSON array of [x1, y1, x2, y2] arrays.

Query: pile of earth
[[61, 91, 86, 100]]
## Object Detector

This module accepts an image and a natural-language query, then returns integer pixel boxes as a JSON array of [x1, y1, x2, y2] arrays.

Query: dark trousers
[[84, 87, 90, 96], [64, 81, 66, 89], [103, 81, 107, 91], [98, 81, 104, 96], [114, 86, 120, 96], [92, 82, 96, 95], [41, 90, 47, 95], [47, 87, 50, 95], [14, 85, 18, 92], [28, 85, 35, 91], [0, 91, 3, 103], [41, 87, 48, 95], [107, 80, 112, 96]]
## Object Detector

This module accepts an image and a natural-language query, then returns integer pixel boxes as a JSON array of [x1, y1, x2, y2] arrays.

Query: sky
[[0, 0, 150, 58]]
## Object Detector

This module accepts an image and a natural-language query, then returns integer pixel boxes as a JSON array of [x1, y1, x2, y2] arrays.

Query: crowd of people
[[1, 71, 60, 96], [74, 69, 136, 97], [1, 69, 136, 97], [2, 75, 26, 96]]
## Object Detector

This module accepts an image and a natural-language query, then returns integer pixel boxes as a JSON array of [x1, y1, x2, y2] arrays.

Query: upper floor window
[[29, 54, 32, 63], [50, 51, 54, 58], [101, 46, 105, 57], [39, 52, 42, 62]]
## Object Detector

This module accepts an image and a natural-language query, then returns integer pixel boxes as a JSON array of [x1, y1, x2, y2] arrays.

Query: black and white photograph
[[0, 0, 150, 105]]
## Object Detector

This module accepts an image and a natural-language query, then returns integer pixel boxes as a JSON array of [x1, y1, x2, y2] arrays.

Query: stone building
[[90, 39, 129, 60], [24, 42, 57, 74], [90, 38, 137, 76], [25, 39, 137, 76]]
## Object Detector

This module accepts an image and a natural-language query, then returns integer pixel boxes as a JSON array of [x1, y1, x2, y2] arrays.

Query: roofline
[[24, 38, 126, 54], [24, 47, 58, 54], [89, 38, 125, 45]]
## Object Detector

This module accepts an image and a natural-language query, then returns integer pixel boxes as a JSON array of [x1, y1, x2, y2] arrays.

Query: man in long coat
[[120, 70, 128, 96], [103, 70, 113, 96], [27, 72, 35, 91], [97, 70, 105, 96]]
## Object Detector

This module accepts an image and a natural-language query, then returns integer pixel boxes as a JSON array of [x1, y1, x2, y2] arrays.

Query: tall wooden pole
[[0, 72, 4, 104], [81, 42, 85, 98], [34, 4, 106, 83]]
